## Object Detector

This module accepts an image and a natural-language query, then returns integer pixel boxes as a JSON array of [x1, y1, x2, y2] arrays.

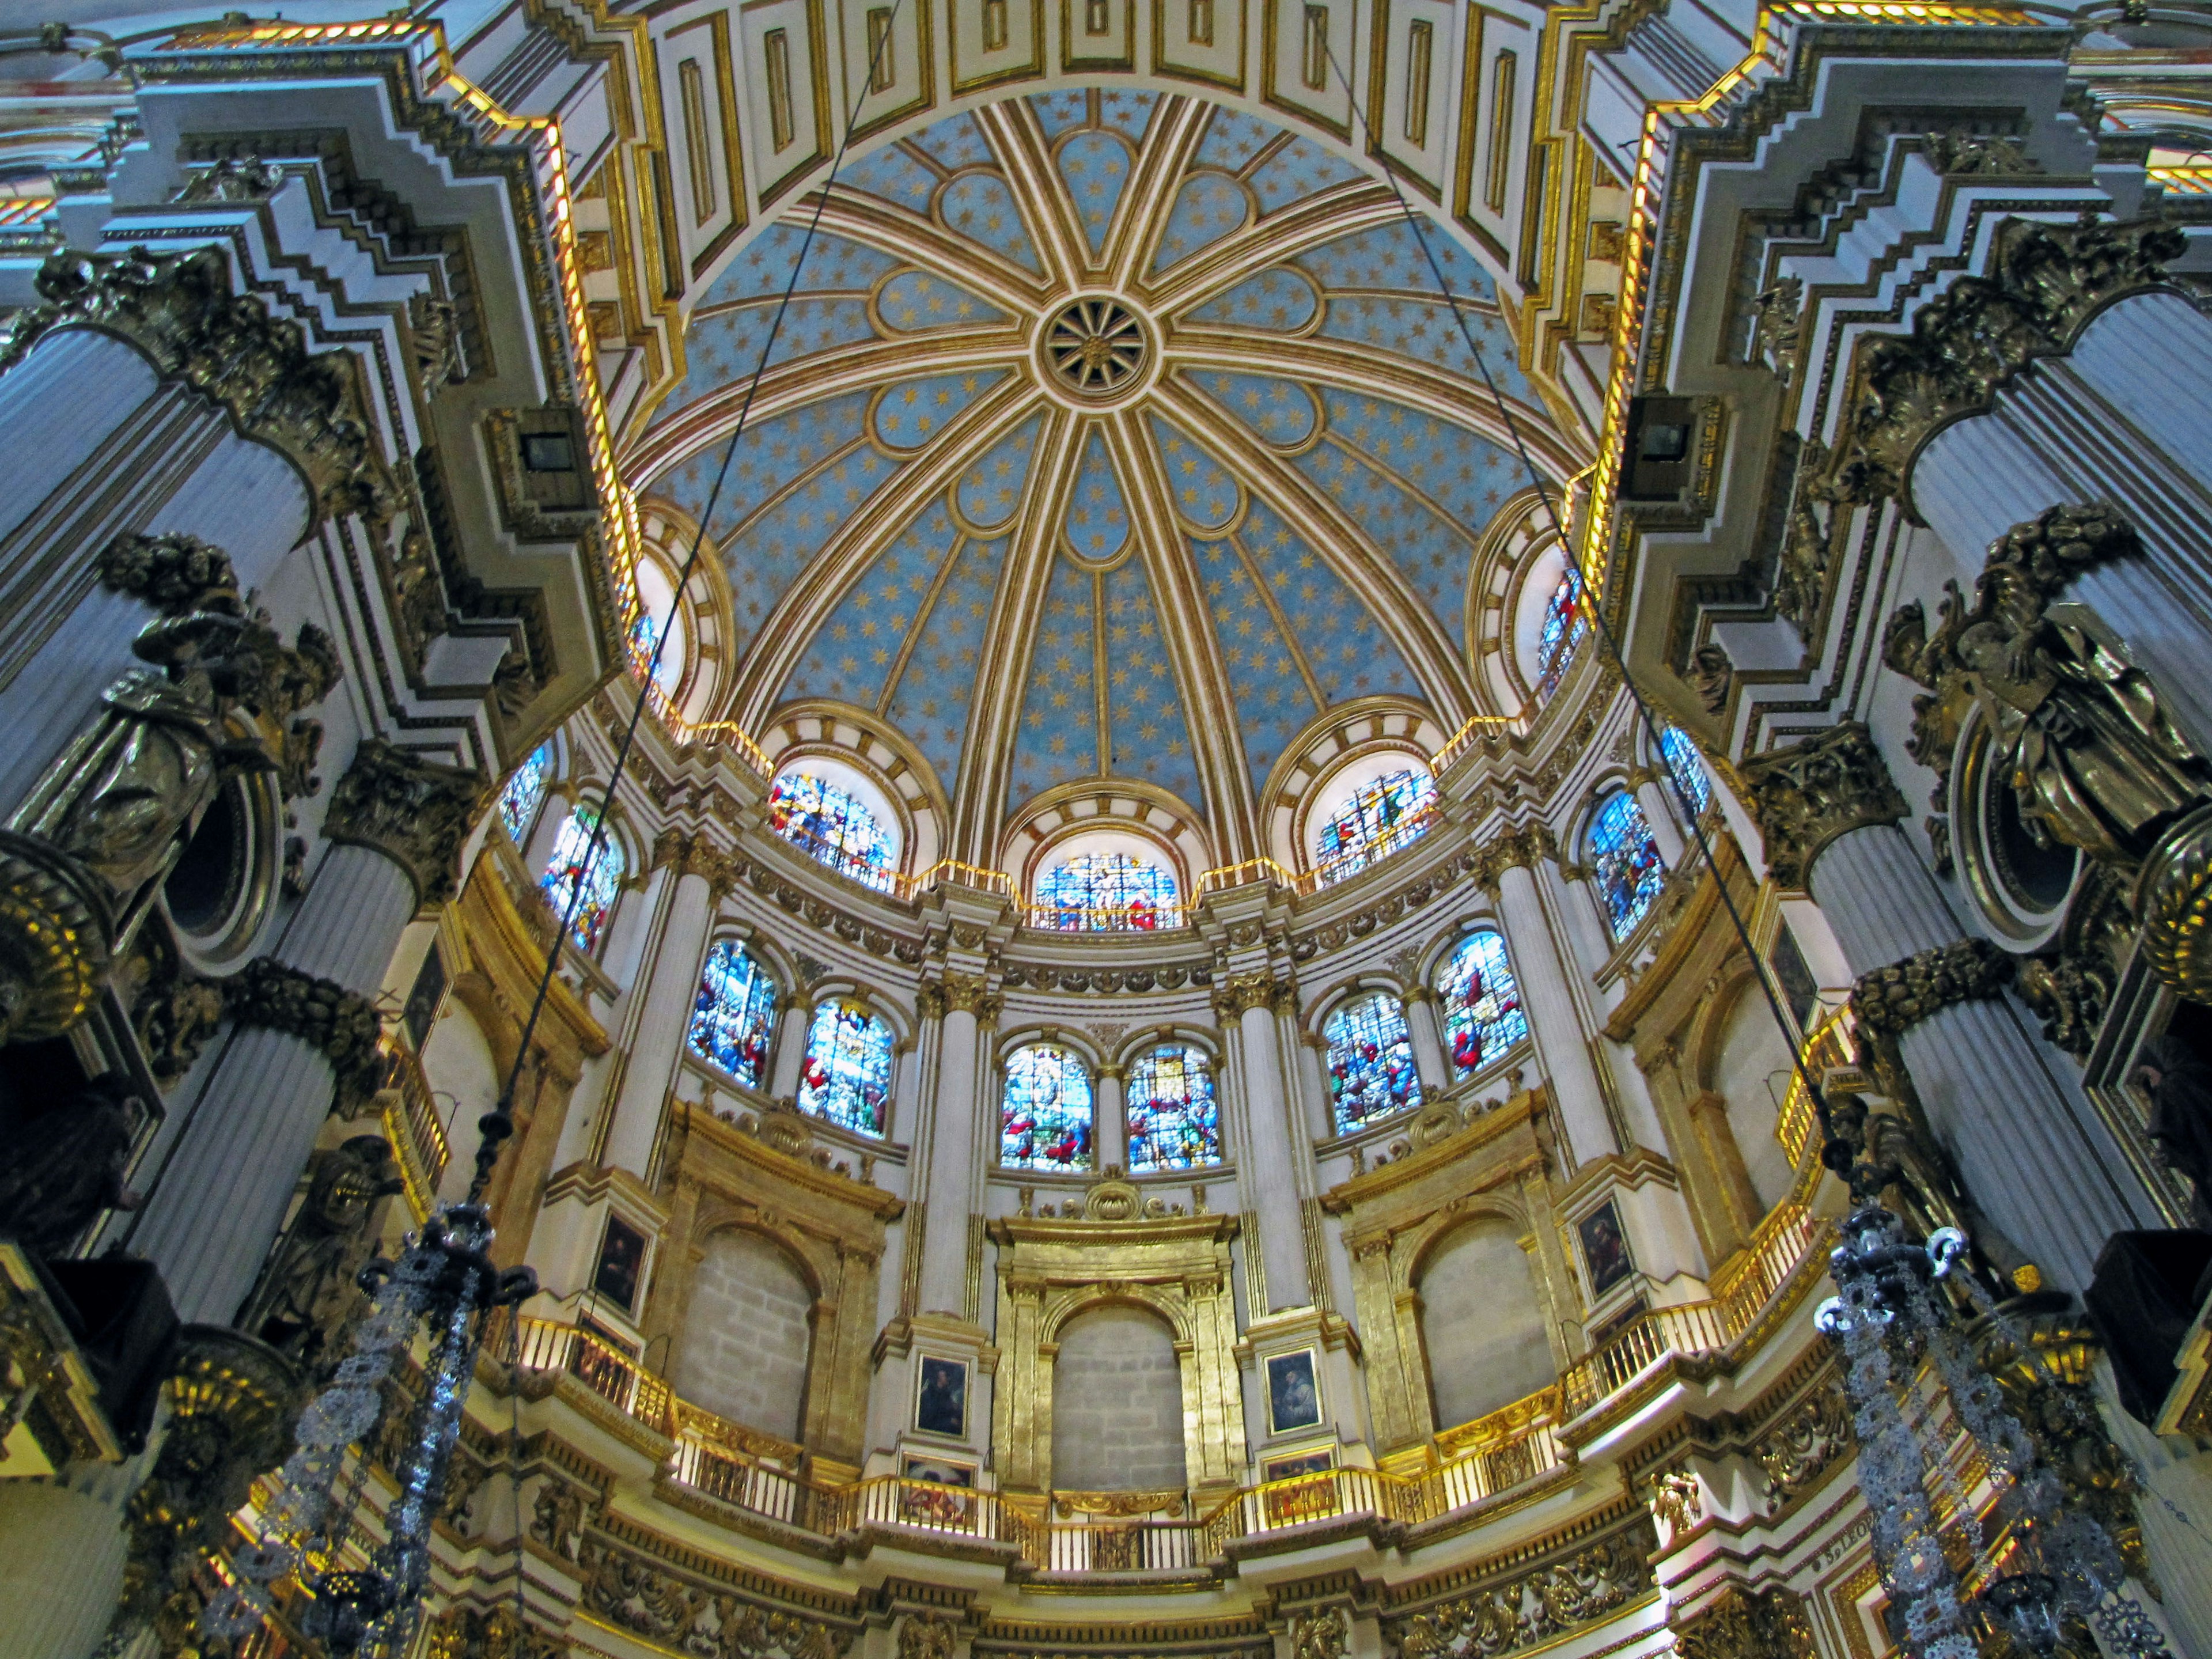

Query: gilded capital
[[1471, 821, 1555, 889], [1739, 722, 1907, 889], [934, 970, 998, 1021], [323, 739, 487, 907], [1849, 935, 2013, 1037], [0, 246, 391, 526], [1210, 968, 1295, 1020]]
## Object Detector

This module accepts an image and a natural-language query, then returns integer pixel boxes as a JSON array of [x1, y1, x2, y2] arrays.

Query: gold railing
[[510, 1316, 673, 1430], [1776, 1004, 1855, 1176], [377, 1043, 449, 1221], [1023, 902, 1188, 933], [1196, 805, 1444, 900], [1431, 713, 1525, 775]]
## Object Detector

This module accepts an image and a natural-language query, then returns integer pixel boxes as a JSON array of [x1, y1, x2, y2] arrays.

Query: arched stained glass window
[[687, 940, 779, 1088], [497, 743, 553, 846], [541, 804, 624, 952], [769, 772, 895, 891], [1127, 1044, 1221, 1172], [1323, 993, 1423, 1135], [1590, 790, 1666, 941], [1438, 933, 1529, 1079], [1035, 851, 1182, 931], [797, 999, 893, 1135], [1658, 726, 1712, 816], [1315, 767, 1436, 886], [1000, 1044, 1094, 1171], [1534, 569, 1588, 700]]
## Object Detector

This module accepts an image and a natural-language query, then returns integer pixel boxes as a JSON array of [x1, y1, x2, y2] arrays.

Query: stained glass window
[[1127, 1044, 1221, 1171], [1034, 852, 1182, 931], [999, 1044, 1094, 1171], [769, 772, 896, 891], [1323, 993, 1423, 1135], [1533, 568, 1588, 700], [1589, 790, 1666, 940], [797, 999, 893, 1136], [1659, 726, 1711, 816], [1314, 767, 1436, 886], [1438, 932, 1529, 1079], [540, 804, 624, 953], [687, 940, 778, 1088], [497, 743, 552, 846]]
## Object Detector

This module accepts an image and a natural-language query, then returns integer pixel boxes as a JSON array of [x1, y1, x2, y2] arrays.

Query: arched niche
[[1414, 1213, 1556, 1434], [676, 1226, 816, 1442], [759, 700, 948, 874], [1050, 1302, 1188, 1493], [1257, 698, 1449, 878], [1695, 975, 1799, 1217]]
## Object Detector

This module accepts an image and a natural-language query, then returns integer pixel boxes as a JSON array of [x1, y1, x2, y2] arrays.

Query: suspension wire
[[1317, 39, 1835, 1143], [475, 0, 911, 1200]]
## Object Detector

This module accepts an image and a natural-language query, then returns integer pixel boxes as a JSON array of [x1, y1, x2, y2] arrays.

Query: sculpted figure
[[0, 1073, 143, 1256], [236, 1134, 404, 1359], [2132, 1034, 2212, 1229], [1827, 1089, 2031, 1284]]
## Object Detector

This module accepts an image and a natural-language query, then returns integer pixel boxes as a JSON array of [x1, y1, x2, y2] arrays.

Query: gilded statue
[[235, 1134, 406, 1362], [1825, 1089, 2030, 1287]]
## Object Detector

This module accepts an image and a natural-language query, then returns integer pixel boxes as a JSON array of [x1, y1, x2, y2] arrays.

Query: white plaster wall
[[1712, 990, 1797, 1213]]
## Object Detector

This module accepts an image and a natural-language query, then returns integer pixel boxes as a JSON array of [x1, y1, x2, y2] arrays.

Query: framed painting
[[1264, 1348, 1323, 1436], [915, 1354, 968, 1438], [1577, 1200, 1635, 1297]]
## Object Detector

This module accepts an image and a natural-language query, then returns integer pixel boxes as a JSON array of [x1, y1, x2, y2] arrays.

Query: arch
[[1050, 1302, 1188, 1492], [675, 1226, 816, 1442], [1030, 842, 1185, 931], [768, 763, 904, 890], [1435, 930, 1529, 1081], [1469, 492, 1559, 714], [1415, 1214, 1556, 1433], [1696, 975, 1798, 1214], [495, 738, 556, 847], [1303, 751, 1438, 888], [797, 997, 896, 1135], [1653, 725, 1713, 817], [634, 501, 737, 726], [758, 700, 948, 871], [1125, 1041, 1221, 1172], [1584, 787, 1665, 942], [1004, 778, 1213, 900], [687, 937, 781, 1089], [1517, 548, 1588, 706], [1320, 989, 1423, 1135], [1000, 1040, 1095, 1171], [1257, 697, 1450, 874]]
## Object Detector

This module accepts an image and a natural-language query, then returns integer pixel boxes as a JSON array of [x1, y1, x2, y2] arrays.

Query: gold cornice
[[1323, 1086, 1546, 1213], [680, 1099, 907, 1221]]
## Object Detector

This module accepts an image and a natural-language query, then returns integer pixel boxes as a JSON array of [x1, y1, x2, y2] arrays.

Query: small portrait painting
[[592, 1214, 647, 1311], [1264, 1349, 1323, 1435], [915, 1355, 968, 1438], [899, 1455, 975, 1527], [1261, 1448, 1336, 1526], [1263, 1448, 1335, 1484], [1577, 1201, 1635, 1297]]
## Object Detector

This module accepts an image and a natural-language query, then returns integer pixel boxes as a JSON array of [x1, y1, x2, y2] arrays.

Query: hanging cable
[[475, 0, 912, 1202], [1318, 37, 1836, 1145]]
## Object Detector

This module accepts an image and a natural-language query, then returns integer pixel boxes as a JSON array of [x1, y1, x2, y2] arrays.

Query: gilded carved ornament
[[323, 739, 488, 908], [1290, 1609, 1348, 1659], [1831, 215, 2188, 506], [1738, 722, 1907, 889], [1387, 1517, 1654, 1659], [1849, 937, 2014, 1039], [1210, 968, 1297, 1019], [1666, 1586, 1816, 1659], [1753, 1374, 1853, 1508], [1468, 822, 1555, 891], [425, 1604, 567, 1659], [574, 1528, 853, 1659], [898, 1613, 959, 1659], [0, 246, 392, 527], [0, 533, 339, 1045], [224, 957, 388, 1106]]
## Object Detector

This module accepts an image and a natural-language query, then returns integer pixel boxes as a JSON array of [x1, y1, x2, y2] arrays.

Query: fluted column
[[1480, 826, 1615, 1168], [597, 846, 720, 1177], [1217, 972, 1311, 1312], [1399, 986, 1450, 1093], [915, 974, 994, 1318], [1632, 767, 1690, 865], [132, 743, 483, 1325], [1094, 1060, 1128, 1171], [1742, 724, 2156, 1290]]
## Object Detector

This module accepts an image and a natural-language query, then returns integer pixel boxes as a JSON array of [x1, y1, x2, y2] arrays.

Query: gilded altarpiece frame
[[988, 1180, 1246, 1498], [643, 1101, 903, 1479], [1323, 1089, 1580, 1463]]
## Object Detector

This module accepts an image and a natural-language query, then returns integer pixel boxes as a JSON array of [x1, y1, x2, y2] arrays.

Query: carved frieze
[[575, 1528, 855, 1659], [1668, 1586, 1815, 1659], [1739, 722, 1907, 888], [1387, 1516, 1653, 1659], [324, 739, 487, 907]]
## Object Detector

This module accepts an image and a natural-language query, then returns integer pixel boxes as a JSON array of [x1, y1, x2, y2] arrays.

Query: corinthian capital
[[1210, 969, 1295, 1020], [1739, 722, 1906, 888], [1470, 821, 1555, 889], [323, 740, 486, 906]]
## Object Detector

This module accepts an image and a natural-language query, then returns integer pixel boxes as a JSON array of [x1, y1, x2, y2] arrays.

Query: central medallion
[[1040, 296, 1151, 403]]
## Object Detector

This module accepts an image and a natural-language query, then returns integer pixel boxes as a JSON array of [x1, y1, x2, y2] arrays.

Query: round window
[[1954, 711, 2080, 947], [161, 771, 276, 964]]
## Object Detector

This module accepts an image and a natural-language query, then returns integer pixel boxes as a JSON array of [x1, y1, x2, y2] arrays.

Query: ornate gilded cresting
[[0, 533, 338, 1044], [1666, 1585, 1816, 1659], [1752, 1373, 1852, 1508], [987, 1170, 1245, 1495], [110, 1327, 301, 1648], [1832, 215, 2188, 503], [1738, 722, 1907, 889], [0, 245, 390, 525], [323, 739, 489, 908]]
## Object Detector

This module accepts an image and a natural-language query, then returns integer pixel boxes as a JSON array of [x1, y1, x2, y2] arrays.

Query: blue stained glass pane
[[1315, 768, 1436, 886], [1534, 569, 1587, 700], [1438, 932, 1529, 1079], [1660, 726, 1712, 815], [798, 999, 893, 1135], [498, 743, 552, 845], [540, 804, 624, 952], [1590, 791, 1666, 940], [770, 772, 896, 891], [687, 940, 779, 1088], [1127, 1044, 1221, 1172], [1000, 1044, 1093, 1171], [1324, 993, 1423, 1134], [1033, 851, 1183, 931]]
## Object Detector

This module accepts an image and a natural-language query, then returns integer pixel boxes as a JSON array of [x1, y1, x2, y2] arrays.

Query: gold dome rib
[[972, 96, 1090, 296], [1109, 96, 1212, 294]]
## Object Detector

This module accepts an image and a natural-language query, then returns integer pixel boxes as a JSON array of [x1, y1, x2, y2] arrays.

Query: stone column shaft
[[599, 867, 715, 1177], [134, 844, 416, 1324], [1400, 990, 1450, 1093], [1234, 999, 1312, 1310], [771, 1002, 812, 1099], [1095, 1066, 1128, 1171], [1494, 862, 1614, 1167], [917, 1001, 983, 1317]]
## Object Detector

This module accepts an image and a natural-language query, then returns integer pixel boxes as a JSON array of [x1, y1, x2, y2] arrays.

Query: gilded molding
[[1832, 215, 2190, 504], [2139, 804, 2212, 1005], [1210, 969, 1297, 1020], [1668, 1586, 1816, 1659], [1385, 1514, 1654, 1659], [1738, 722, 1906, 889], [224, 957, 387, 1104], [0, 245, 391, 526], [1848, 937, 2013, 1038], [323, 739, 487, 907]]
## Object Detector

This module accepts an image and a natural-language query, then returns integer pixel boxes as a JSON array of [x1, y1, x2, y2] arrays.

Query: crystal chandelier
[[1816, 1188, 2172, 1658]]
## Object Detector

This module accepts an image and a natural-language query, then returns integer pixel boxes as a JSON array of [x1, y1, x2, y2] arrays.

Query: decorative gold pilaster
[[1738, 721, 1907, 889]]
